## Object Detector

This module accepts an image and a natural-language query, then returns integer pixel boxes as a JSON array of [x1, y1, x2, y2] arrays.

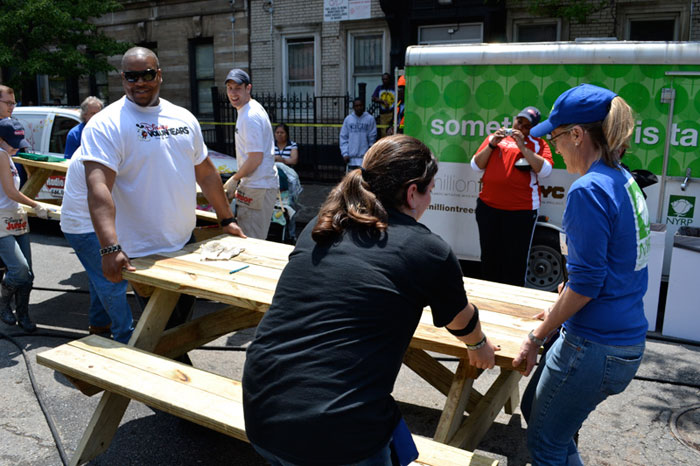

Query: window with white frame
[[418, 23, 483, 44], [285, 37, 315, 97], [514, 19, 560, 42], [349, 33, 385, 106]]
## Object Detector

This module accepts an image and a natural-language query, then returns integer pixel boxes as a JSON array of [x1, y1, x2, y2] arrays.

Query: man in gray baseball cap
[[223, 69, 278, 239]]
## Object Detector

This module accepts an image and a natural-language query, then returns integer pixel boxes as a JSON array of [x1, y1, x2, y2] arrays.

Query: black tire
[[526, 229, 564, 292]]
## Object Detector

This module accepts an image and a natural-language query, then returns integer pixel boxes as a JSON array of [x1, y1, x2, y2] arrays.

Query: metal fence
[[204, 87, 355, 182]]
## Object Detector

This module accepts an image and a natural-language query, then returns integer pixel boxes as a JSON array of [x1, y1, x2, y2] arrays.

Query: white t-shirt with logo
[[235, 99, 278, 189], [80, 96, 207, 257], [60, 147, 94, 234]]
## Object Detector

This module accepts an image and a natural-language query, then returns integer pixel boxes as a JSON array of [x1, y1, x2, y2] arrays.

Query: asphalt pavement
[[1, 203, 700, 465]]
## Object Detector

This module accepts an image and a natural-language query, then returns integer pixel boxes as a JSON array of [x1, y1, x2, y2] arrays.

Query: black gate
[[206, 87, 352, 182]]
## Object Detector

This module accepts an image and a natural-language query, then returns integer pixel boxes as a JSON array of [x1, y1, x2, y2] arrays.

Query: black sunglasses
[[123, 69, 158, 83]]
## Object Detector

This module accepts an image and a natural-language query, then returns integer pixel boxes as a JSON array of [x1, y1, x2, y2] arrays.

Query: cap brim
[[530, 120, 554, 138]]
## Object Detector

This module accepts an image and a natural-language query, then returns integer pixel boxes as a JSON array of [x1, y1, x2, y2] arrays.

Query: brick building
[[12, 1, 700, 113]]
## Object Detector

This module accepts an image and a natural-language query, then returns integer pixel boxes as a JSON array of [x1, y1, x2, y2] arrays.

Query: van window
[[49, 116, 79, 155]]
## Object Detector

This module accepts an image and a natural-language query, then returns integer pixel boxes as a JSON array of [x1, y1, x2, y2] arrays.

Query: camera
[[504, 128, 514, 136]]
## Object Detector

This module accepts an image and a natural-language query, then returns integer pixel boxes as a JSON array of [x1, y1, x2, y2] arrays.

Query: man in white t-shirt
[[222, 69, 278, 239], [82, 47, 244, 344]]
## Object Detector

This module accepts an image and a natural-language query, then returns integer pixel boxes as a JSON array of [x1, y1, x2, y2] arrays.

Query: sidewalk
[[1, 219, 699, 465]]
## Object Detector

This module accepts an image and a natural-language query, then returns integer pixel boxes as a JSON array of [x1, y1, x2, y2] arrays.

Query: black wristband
[[220, 217, 236, 227], [446, 304, 479, 337], [99, 244, 122, 257], [488, 142, 497, 150]]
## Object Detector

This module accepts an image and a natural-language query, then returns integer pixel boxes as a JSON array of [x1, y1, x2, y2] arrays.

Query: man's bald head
[[121, 47, 160, 70]]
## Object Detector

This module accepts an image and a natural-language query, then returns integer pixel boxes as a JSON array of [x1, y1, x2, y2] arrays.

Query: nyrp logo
[[666, 195, 695, 226]]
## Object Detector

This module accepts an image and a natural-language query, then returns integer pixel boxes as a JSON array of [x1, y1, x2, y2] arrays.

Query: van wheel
[[526, 230, 564, 292]]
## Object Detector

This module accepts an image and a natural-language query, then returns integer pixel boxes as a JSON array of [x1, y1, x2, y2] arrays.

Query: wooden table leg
[[68, 288, 181, 465], [433, 359, 480, 444], [20, 168, 51, 199], [449, 368, 522, 451]]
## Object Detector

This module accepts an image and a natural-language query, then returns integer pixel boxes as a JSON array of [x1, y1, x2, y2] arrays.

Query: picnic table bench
[[37, 235, 556, 465]]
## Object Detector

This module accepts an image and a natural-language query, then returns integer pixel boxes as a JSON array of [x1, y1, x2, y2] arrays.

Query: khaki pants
[[234, 187, 278, 240]]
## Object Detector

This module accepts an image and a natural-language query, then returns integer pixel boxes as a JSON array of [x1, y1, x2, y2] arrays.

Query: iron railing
[[206, 87, 359, 182]]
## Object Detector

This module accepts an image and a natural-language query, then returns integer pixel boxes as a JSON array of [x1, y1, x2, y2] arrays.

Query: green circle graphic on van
[[475, 81, 504, 109], [496, 65, 520, 77], [600, 64, 631, 79], [405, 60, 700, 177], [444, 81, 470, 109], [619, 83, 651, 112], [413, 81, 441, 108], [543, 81, 572, 109], [509, 81, 539, 109]]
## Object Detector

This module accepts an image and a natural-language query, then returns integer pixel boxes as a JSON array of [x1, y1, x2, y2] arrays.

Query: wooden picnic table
[[38, 235, 555, 464], [11, 155, 220, 225], [12, 155, 70, 200]]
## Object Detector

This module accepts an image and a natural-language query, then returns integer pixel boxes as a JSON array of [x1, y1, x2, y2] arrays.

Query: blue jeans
[[0, 233, 33, 287], [252, 441, 392, 466], [527, 329, 644, 465], [64, 232, 134, 343]]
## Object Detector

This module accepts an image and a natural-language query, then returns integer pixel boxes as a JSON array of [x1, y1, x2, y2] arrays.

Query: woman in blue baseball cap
[[0, 118, 50, 332], [513, 84, 650, 465]]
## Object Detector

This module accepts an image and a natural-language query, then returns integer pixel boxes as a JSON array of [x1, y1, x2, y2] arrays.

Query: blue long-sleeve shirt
[[563, 160, 650, 345], [339, 112, 376, 167], [64, 122, 85, 159]]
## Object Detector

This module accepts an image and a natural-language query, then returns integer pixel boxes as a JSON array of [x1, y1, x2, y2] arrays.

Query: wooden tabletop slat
[[123, 236, 552, 372]]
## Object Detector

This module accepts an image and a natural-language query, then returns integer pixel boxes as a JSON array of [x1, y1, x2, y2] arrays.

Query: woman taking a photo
[[0, 119, 49, 332], [514, 84, 650, 465], [243, 134, 498, 465], [273, 123, 298, 166]]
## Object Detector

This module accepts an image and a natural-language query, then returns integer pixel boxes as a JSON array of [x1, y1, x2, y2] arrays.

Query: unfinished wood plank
[[413, 435, 498, 466], [12, 156, 70, 172], [123, 266, 273, 312], [69, 391, 131, 466], [450, 368, 522, 451], [129, 288, 183, 351], [20, 169, 51, 199], [403, 347, 454, 396], [38, 338, 247, 442], [410, 324, 528, 372], [434, 359, 479, 443], [153, 306, 262, 358]]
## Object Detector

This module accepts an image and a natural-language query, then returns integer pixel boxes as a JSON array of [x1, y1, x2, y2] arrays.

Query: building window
[[90, 71, 109, 104], [418, 23, 483, 44], [349, 33, 385, 105], [514, 20, 560, 42], [285, 37, 315, 97], [619, 6, 689, 41], [189, 39, 214, 118], [628, 18, 678, 40]]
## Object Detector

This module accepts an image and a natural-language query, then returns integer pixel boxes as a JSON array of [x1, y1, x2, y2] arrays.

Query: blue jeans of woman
[[252, 440, 392, 466], [0, 233, 33, 287], [64, 232, 134, 343], [527, 328, 644, 465]]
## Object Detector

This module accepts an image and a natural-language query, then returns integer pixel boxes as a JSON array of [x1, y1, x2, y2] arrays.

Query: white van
[[11, 106, 81, 199]]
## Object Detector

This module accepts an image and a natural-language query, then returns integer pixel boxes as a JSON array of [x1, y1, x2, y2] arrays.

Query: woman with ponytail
[[242, 134, 497, 465]]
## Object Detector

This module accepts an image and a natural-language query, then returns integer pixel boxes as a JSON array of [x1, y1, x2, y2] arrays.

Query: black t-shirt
[[242, 209, 468, 464]]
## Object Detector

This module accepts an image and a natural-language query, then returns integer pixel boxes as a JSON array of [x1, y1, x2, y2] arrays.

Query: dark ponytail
[[312, 135, 437, 243]]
